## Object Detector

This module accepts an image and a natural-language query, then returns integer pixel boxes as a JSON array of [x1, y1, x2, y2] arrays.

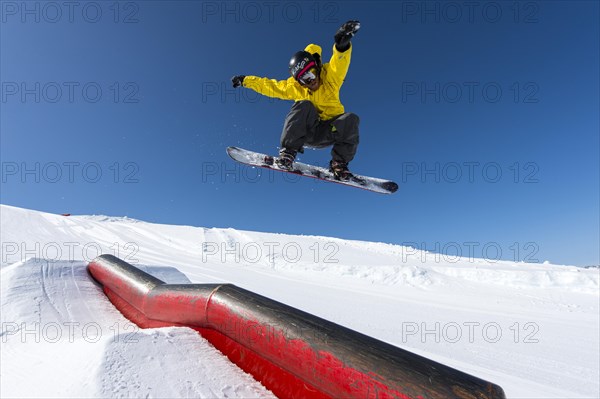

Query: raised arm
[[328, 20, 360, 84]]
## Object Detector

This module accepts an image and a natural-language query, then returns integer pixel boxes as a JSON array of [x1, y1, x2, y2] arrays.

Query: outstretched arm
[[231, 75, 302, 100]]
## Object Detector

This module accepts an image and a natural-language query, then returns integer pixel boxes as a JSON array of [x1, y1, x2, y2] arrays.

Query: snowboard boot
[[329, 160, 353, 181], [276, 148, 297, 169]]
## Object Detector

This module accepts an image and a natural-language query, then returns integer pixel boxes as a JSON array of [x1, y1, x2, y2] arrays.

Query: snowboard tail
[[226, 146, 398, 194]]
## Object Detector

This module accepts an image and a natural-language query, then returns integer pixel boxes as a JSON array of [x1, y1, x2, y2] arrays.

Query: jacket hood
[[304, 44, 322, 58]]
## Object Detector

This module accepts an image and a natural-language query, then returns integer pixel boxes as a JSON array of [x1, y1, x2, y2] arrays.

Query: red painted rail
[[88, 254, 506, 399]]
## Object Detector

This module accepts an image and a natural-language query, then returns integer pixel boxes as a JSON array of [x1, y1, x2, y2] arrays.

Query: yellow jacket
[[242, 43, 352, 121]]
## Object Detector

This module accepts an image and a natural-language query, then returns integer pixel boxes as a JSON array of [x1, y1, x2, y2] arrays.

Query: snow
[[0, 258, 275, 398], [1, 204, 599, 398]]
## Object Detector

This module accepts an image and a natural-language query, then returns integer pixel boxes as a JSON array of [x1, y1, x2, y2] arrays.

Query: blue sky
[[1, 1, 598, 266]]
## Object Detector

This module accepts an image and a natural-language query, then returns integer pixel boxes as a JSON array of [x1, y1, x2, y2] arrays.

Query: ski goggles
[[296, 64, 318, 85], [298, 68, 318, 85]]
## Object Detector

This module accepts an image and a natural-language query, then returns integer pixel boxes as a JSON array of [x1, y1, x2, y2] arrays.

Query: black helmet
[[289, 51, 321, 85]]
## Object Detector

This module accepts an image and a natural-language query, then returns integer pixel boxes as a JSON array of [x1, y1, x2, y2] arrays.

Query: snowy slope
[[0, 258, 275, 398], [1, 204, 598, 398]]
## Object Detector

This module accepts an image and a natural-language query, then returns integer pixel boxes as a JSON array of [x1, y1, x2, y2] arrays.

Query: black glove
[[231, 75, 246, 88], [334, 20, 360, 52]]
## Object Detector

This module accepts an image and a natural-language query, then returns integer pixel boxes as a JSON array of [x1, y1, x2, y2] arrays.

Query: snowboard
[[226, 146, 398, 194]]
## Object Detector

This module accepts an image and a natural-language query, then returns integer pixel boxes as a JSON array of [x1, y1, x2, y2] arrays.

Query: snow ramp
[[88, 254, 506, 399]]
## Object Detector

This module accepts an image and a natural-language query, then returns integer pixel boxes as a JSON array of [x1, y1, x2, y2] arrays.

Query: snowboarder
[[231, 20, 361, 181]]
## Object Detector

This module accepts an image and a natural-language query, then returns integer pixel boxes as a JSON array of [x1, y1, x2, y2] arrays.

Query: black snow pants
[[280, 100, 360, 163]]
